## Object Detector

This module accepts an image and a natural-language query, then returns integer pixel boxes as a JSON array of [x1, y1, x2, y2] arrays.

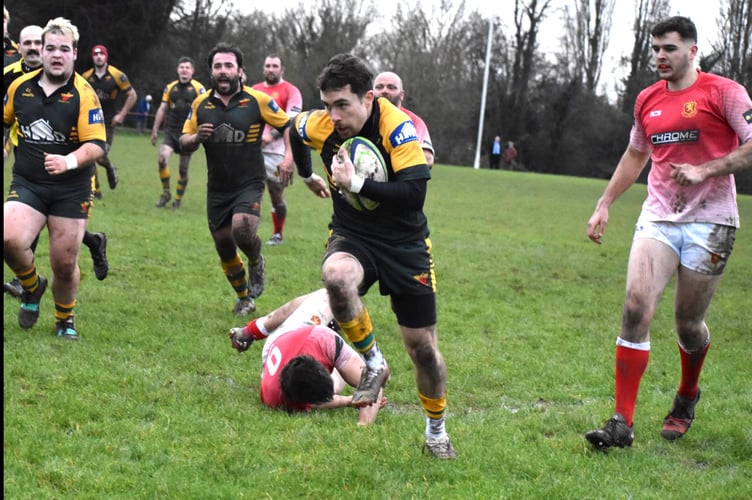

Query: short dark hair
[[207, 42, 243, 70], [651, 16, 697, 43], [177, 56, 194, 67], [316, 53, 373, 98], [280, 355, 334, 406]]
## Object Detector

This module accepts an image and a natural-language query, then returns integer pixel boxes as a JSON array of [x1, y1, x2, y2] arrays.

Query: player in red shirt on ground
[[229, 288, 386, 425]]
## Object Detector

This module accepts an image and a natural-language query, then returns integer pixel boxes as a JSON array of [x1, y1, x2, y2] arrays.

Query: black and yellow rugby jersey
[[291, 96, 431, 243], [3, 58, 35, 95], [160, 79, 206, 134], [81, 64, 133, 121], [4, 68, 106, 184], [4, 36, 20, 67], [183, 85, 290, 192]]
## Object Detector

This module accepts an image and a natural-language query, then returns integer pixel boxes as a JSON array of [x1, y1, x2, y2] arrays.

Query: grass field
[[4, 131, 751, 498]]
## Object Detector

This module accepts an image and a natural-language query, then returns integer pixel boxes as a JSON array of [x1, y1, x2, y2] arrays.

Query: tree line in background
[[6, 0, 752, 192]]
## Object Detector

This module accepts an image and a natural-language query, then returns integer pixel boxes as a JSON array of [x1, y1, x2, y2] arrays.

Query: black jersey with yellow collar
[[4, 69, 106, 184], [183, 85, 290, 192], [81, 64, 132, 121], [3, 58, 36, 96], [292, 96, 431, 243], [162, 79, 206, 133]]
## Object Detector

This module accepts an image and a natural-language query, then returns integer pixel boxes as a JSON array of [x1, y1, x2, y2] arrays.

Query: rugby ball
[[337, 136, 387, 211]]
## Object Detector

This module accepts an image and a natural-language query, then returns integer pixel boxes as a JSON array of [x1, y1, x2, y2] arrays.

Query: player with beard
[[82, 44, 137, 198], [4, 17, 106, 340], [251, 54, 303, 245], [4, 25, 110, 298], [180, 43, 327, 315]]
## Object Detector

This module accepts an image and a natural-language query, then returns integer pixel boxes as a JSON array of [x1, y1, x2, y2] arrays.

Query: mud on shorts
[[7, 174, 93, 219], [206, 183, 264, 232], [264, 152, 285, 184], [324, 230, 437, 328], [634, 219, 736, 275]]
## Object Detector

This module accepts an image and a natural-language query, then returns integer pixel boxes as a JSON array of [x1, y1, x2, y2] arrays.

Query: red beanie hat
[[92, 45, 108, 59]]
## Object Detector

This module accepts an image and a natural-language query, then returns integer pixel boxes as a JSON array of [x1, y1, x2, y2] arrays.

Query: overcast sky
[[240, 0, 722, 97]]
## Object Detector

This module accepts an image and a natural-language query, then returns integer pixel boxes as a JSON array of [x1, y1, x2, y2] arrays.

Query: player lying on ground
[[229, 288, 387, 425]]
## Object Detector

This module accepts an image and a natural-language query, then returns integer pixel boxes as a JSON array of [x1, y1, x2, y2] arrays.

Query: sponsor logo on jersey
[[649, 110, 662, 117], [89, 108, 104, 124], [681, 101, 698, 118], [211, 123, 246, 143], [268, 99, 280, 113], [389, 121, 418, 148], [650, 129, 699, 145], [744, 108, 752, 124], [239, 98, 250, 108], [20, 118, 66, 142], [60, 92, 74, 103]]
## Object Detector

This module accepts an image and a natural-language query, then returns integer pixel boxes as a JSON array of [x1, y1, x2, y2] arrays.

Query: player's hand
[[332, 147, 355, 191], [150, 132, 158, 146], [304, 173, 331, 198], [587, 208, 608, 244], [670, 162, 704, 186], [195, 123, 214, 143], [278, 156, 294, 187], [43, 152, 69, 175], [228, 327, 254, 353]]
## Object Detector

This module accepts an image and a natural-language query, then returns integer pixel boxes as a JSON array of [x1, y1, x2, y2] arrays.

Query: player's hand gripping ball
[[337, 136, 387, 211]]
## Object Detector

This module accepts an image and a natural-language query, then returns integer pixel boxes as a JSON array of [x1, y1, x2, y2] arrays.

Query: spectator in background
[[151, 56, 206, 209], [82, 44, 138, 198], [489, 136, 502, 169], [503, 141, 517, 169], [135, 94, 152, 134]]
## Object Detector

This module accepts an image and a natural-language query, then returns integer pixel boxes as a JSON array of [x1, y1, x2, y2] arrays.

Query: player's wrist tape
[[349, 175, 365, 194], [244, 317, 269, 340], [302, 174, 315, 184], [65, 153, 78, 170]]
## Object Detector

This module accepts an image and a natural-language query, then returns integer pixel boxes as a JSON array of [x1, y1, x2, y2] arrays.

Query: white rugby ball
[[337, 136, 387, 211]]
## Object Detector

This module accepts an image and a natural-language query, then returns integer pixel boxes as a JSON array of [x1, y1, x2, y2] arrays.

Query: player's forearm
[[702, 141, 752, 178], [597, 146, 649, 209]]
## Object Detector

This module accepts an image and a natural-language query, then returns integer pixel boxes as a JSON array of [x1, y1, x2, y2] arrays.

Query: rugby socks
[[17, 265, 41, 293], [221, 254, 249, 299], [175, 176, 187, 201], [272, 205, 287, 236], [420, 392, 447, 439], [159, 166, 171, 192], [54, 300, 76, 322], [339, 308, 385, 369], [614, 338, 650, 427], [677, 335, 710, 400]]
